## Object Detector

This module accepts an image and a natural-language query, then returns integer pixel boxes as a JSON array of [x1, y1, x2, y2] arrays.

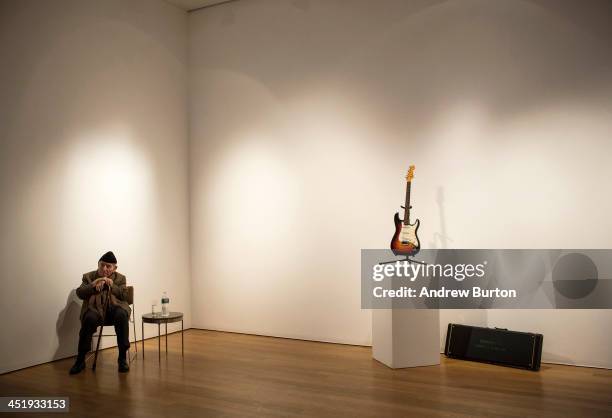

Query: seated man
[[70, 251, 131, 374]]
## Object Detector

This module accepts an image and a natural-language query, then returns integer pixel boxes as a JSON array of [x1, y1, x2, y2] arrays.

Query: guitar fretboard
[[403, 181, 411, 225]]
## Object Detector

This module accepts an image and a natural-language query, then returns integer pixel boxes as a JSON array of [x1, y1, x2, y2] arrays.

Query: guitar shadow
[[428, 187, 453, 250], [430, 186, 489, 335]]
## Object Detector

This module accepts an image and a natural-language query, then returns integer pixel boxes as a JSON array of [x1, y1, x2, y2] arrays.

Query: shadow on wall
[[429, 187, 453, 250], [196, 0, 612, 137], [430, 187, 489, 343], [334, 0, 612, 135], [53, 289, 82, 360]]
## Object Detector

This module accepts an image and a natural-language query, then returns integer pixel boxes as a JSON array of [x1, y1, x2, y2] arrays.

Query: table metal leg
[[142, 321, 144, 359], [181, 320, 184, 357], [158, 323, 160, 363], [165, 322, 168, 356]]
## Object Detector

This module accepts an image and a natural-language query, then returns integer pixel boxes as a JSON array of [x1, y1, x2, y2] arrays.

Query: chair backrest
[[126, 286, 134, 305]]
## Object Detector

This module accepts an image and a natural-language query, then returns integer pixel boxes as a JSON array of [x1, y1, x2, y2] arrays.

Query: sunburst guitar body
[[391, 214, 420, 255], [390, 165, 421, 256]]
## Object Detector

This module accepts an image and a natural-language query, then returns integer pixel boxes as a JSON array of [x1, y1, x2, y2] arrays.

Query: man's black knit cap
[[99, 251, 117, 264]]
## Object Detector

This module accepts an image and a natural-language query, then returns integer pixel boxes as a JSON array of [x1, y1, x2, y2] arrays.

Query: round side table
[[141, 312, 184, 361]]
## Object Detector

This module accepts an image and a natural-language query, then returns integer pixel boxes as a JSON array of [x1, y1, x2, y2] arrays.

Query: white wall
[[0, 0, 191, 374], [1, 0, 610, 374], [188, 0, 612, 367]]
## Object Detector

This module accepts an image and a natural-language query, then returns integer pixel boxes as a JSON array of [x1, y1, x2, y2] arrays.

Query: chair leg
[[132, 303, 137, 355], [129, 303, 137, 364], [92, 324, 104, 371]]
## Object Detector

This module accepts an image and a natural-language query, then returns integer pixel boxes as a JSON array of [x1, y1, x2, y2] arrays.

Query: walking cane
[[92, 282, 112, 371]]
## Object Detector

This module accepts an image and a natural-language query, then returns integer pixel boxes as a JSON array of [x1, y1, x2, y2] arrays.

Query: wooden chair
[[87, 286, 137, 370]]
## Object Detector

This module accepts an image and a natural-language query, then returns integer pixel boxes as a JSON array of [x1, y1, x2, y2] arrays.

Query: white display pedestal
[[372, 309, 440, 368]]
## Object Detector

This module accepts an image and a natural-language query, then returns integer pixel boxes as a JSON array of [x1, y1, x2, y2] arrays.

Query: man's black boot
[[118, 352, 129, 373], [69, 354, 86, 375]]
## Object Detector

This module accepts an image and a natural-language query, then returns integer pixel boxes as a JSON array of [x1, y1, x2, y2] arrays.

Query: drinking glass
[[151, 300, 158, 316]]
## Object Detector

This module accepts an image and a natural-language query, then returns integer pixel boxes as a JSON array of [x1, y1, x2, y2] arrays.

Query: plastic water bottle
[[161, 292, 170, 316]]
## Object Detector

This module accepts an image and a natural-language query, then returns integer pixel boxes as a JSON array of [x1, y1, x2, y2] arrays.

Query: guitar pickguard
[[399, 220, 420, 247]]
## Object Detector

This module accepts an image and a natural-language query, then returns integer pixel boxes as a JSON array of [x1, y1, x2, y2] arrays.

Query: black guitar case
[[444, 323, 543, 371]]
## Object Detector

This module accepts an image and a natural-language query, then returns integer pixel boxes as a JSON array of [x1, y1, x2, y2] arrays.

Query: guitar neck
[[403, 181, 411, 225]]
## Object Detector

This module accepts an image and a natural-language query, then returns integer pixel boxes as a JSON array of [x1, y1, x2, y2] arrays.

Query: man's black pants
[[78, 304, 130, 359]]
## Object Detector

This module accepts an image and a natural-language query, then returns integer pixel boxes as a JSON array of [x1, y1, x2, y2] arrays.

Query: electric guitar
[[390, 165, 421, 256]]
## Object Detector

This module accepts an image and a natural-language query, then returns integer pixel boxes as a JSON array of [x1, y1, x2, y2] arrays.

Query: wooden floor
[[1, 329, 611, 417]]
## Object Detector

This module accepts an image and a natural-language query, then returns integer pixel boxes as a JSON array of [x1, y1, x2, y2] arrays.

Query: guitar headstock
[[405, 165, 415, 182]]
